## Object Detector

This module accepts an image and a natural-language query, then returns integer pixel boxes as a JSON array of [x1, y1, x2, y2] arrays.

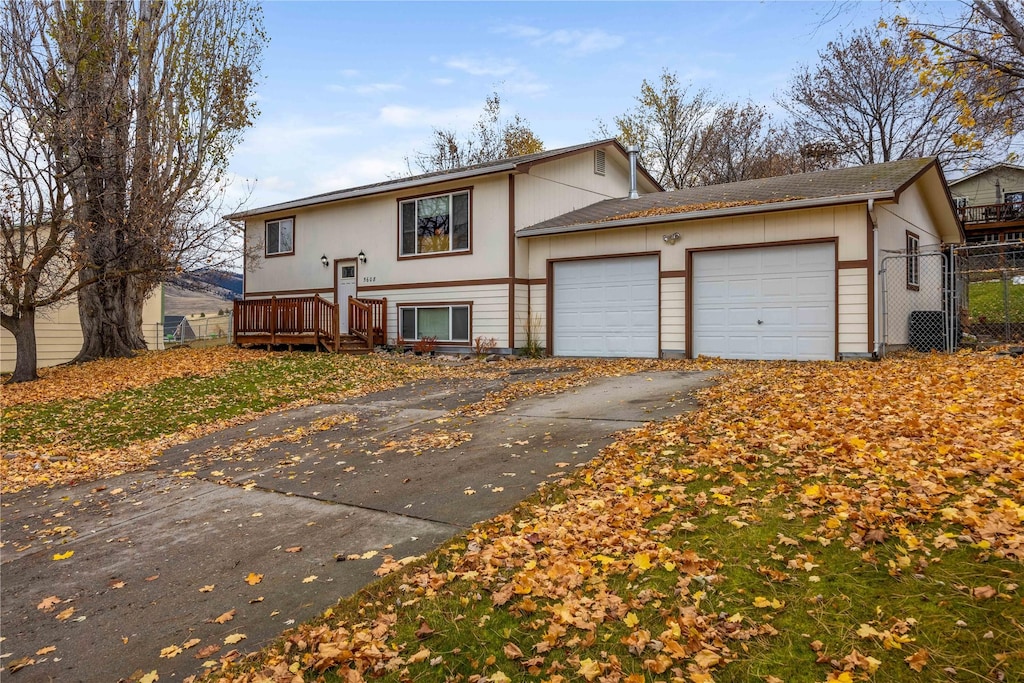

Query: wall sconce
[[662, 232, 681, 245], [357, 250, 367, 264], [320, 254, 329, 268]]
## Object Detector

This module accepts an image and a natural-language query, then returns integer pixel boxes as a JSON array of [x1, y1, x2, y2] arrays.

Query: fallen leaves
[[51, 550, 73, 561], [244, 572, 263, 586]]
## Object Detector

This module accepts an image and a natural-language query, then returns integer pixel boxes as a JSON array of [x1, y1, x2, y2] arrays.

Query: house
[[947, 163, 1024, 243], [232, 143, 962, 361], [1, 286, 165, 373]]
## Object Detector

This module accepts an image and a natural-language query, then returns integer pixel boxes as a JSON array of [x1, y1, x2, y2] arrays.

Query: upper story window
[[906, 231, 920, 290], [399, 190, 470, 257], [265, 217, 294, 256]]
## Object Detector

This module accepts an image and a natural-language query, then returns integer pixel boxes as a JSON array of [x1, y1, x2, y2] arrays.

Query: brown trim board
[[245, 287, 332, 298], [838, 259, 869, 269], [358, 277, 512, 293]]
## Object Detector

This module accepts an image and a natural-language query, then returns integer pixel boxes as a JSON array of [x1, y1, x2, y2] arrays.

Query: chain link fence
[[880, 242, 1024, 354], [881, 249, 958, 354], [953, 242, 1024, 346], [165, 312, 233, 347]]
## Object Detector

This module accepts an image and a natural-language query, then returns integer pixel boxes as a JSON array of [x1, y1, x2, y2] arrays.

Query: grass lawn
[[3, 348, 1020, 681], [968, 279, 1024, 323], [199, 352, 1023, 683]]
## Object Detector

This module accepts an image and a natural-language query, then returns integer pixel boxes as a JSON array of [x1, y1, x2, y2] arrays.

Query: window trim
[[264, 216, 296, 257], [396, 188, 473, 260], [396, 302, 472, 342], [906, 230, 920, 291]]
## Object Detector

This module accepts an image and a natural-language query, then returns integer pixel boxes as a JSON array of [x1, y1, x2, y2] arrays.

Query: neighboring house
[[947, 163, 1024, 243], [1, 286, 165, 373], [233, 143, 962, 361], [163, 315, 197, 343]]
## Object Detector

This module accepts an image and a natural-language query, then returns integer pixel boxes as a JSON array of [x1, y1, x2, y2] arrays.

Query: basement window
[[399, 305, 470, 342]]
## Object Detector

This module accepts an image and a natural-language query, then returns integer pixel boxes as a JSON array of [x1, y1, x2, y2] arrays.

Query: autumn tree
[[695, 102, 803, 185], [780, 24, 1014, 168], [5, 1, 264, 364], [598, 70, 718, 190], [895, 1, 1023, 157], [413, 92, 543, 172]]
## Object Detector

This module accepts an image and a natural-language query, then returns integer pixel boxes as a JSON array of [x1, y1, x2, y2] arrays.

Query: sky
[[226, 0, 955, 212]]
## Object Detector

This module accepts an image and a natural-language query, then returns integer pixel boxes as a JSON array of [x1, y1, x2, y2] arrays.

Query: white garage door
[[692, 243, 835, 361], [553, 256, 659, 358]]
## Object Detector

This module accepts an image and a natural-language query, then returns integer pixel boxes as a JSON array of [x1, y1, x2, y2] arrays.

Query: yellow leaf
[[407, 647, 430, 664], [302, 575, 317, 583], [213, 609, 235, 624], [224, 633, 246, 645], [182, 638, 201, 649], [55, 607, 75, 621], [623, 611, 639, 628], [159, 645, 182, 658], [578, 658, 602, 681], [631, 552, 652, 571], [905, 648, 929, 672], [199, 585, 215, 593], [35, 646, 56, 656], [244, 572, 263, 585], [139, 671, 159, 683], [52, 550, 74, 561], [36, 596, 61, 611]]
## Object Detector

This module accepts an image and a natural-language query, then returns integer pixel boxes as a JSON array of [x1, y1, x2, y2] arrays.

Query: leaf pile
[[600, 196, 804, 224], [202, 352, 1023, 683]]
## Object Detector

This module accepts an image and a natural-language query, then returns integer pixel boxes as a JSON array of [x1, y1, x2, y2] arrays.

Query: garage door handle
[[757, 319, 763, 325]]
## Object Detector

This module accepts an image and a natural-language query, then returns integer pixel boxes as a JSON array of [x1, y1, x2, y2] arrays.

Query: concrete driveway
[[0, 368, 711, 682]]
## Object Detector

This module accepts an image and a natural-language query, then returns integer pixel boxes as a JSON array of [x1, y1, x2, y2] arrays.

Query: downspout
[[868, 198, 881, 357]]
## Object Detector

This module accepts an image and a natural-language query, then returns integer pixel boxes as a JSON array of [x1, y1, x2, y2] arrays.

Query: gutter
[[517, 190, 896, 238]]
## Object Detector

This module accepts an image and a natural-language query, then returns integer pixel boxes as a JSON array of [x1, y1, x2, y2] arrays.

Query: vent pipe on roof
[[627, 145, 639, 199]]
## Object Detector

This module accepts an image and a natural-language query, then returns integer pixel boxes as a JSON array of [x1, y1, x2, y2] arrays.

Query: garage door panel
[[553, 256, 659, 358], [693, 243, 835, 361]]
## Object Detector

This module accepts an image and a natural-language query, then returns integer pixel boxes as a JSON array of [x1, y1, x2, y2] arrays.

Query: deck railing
[[348, 296, 387, 348], [958, 200, 1024, 225], [233, 295, 339, 349]]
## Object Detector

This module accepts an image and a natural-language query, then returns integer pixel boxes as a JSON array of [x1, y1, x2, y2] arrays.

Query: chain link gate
[[952, 242, 1024, 346], [880, 249, 959, 354]]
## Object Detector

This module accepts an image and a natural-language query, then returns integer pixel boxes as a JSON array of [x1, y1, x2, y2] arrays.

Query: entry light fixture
[[320, 254, 329, 268], [662, 232, 681, 245], [357, 250, 367, 264]]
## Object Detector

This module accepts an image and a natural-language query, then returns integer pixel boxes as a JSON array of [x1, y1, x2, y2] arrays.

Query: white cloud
[[495, 24, 624, 56], [445, 56, 519, 77], [378, 104, 479, 128]]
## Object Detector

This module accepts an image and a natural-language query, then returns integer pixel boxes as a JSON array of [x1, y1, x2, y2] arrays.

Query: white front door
[[336, 260, 357, 333], [691, 242, 835, 361]]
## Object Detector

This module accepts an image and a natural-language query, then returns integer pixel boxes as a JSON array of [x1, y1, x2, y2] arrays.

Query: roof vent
[[594, 149, 606, 176]]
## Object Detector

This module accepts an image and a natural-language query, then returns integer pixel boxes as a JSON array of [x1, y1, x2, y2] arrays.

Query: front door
[[336, 259, 357, 333]]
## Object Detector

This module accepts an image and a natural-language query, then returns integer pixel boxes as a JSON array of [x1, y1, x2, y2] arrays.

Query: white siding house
[[234, 146, 962, 361]]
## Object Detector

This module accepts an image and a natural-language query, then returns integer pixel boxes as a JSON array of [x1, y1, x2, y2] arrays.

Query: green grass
[[968, 279, 1024, 323], [282, 455, 1024, 683], [2, 354, 411, 451]]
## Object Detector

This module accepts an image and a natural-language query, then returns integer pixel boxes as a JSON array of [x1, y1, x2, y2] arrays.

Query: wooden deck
[[233, 295, 387, 353]]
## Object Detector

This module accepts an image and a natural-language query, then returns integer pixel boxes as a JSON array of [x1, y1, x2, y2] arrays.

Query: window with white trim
[[400, 191, 470, 256], [906, 231, 920, 289], [265, 217, 294, 256], [399, 305, 470, 341]]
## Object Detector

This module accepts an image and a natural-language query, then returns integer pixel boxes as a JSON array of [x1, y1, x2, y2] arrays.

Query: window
[[265, 217, 294, 256], [953, 196, 969, 209], [399, 191, 470, 257], [399, 305, 470, 341], [1004, 231, 1024, 242], [906, 231, 920, 290], [340, 265, 356, 278]]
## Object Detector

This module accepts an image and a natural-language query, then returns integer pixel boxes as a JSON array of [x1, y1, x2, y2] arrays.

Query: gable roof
[[948, 162, 1024, 187], [226, 139, 661, 220], [518, 157, 949, 237]]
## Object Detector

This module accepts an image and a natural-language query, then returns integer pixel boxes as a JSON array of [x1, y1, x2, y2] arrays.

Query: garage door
[[553, 256, 659, 358], [691, 243, 835, 360]]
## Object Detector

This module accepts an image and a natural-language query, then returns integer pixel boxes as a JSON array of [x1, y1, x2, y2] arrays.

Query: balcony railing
[[958, 200, 1024, 225], [233, 295, 339, 351]]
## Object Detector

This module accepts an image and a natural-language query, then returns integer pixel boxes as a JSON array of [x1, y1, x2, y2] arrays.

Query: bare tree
[[599, 70, 718, 190], [1, 2, 86, 383], [413, 92, 543, 172], [895, 1, 1024, 158], [5, 1, 264, 364], [696, 103, 803, 185], [780, 24, 1014, 168]]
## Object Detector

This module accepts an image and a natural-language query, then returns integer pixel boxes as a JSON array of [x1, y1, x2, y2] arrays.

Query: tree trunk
[[1, 310, 39, 384], [73, 271, 148, 363]]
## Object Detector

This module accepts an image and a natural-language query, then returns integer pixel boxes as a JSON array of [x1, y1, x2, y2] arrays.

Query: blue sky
[[227, 1, 951, 211]]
